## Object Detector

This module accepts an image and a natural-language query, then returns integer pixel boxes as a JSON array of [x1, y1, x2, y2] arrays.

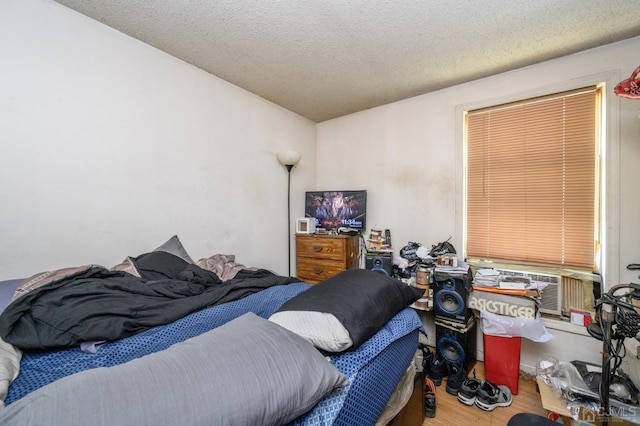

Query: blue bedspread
[[6, 282, 423, 424], [296, 309, 422, 425]]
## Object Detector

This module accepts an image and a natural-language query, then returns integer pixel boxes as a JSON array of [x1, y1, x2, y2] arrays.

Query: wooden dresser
[[295, 234, 359, 284]]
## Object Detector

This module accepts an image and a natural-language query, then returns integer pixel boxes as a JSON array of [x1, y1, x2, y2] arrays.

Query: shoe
[[445, 361, 467, 396], [495, 385, 513, 408], [475, 381, 498, 411], [424, 377, 437, 418], [426, 351, 448, 386], [457, 376, 482, 406], [475, 381, 513, 411], [421, 346, 433, 373]]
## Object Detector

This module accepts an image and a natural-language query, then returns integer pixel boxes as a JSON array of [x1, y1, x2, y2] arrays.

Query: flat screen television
[[304, 190, 367, 231]]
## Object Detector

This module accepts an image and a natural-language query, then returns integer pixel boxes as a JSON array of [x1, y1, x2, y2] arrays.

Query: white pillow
[[270, 310, 353, 352]]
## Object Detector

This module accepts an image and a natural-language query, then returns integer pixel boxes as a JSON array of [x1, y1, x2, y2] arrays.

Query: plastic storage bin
[[483, 333, 521, 395]]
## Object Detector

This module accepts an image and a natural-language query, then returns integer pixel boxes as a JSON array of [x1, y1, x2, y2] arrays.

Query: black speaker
[[365, 253, 393, 276], [433, 271, 472, 323], [435, 318, 477, 372]]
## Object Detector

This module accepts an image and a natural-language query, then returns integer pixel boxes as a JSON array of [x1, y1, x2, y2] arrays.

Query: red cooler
[[483, 334, 521, 394]]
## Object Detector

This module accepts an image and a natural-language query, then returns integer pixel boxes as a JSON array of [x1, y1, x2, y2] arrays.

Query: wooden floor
[[422, 361, 549, 426]]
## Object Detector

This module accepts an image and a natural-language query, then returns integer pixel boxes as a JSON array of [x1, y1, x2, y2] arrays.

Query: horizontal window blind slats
[[466, 87, 597, 270]]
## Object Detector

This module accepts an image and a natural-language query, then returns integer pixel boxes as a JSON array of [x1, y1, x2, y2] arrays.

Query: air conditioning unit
[[496, 269, 562, 315], [496, 269, 598, 317], [539, 278, 562, 315]]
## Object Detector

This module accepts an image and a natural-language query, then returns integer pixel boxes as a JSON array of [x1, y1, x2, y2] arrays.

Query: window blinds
[[466, 87, 598, 270]]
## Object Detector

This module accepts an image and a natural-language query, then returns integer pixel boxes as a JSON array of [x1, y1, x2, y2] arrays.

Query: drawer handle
[[314, 267, 323, 274], [313, 246, 323, 252]]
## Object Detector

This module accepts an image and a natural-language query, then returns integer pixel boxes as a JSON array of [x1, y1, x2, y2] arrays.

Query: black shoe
[[475, 383, 512, 411], [457, 376, 482, 406], [475, 380, 500, 411], [421, 346, 433, 374], [424, 377, 437, 418], [445, 361, 467, 396], [426, 352, 448, 386]]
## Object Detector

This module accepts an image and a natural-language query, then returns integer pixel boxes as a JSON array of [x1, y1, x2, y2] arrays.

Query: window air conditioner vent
[[540, 280, 562, 315], [496, 269, 562, 315], [495, 269, 597, 317], [561, 276, 596, 316]]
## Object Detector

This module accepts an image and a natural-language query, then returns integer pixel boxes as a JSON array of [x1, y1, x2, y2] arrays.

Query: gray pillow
[[153, 235, 194, 263], [0, 313, 349, 426]]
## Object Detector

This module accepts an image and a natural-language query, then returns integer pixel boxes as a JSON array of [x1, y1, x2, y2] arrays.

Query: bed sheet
[[5, 282, 309, 404], [5, 281, 423, 425]]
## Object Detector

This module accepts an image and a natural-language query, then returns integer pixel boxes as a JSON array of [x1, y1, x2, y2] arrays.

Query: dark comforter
[[0, 251, 296, 350]]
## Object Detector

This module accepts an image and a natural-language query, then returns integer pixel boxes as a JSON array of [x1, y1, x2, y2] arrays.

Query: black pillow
[[272, 269, 424, 351], [132, 251, 190, 281]]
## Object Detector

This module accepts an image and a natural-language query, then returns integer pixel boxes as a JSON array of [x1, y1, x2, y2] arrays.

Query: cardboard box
[[537, 377, 573, 423], [537, 377, 640, 426], [577, 407, 637, 426], [467, 289, 537, 319]]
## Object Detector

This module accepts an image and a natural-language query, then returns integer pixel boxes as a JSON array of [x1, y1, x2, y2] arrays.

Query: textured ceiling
[[54, 0, 640, 122]]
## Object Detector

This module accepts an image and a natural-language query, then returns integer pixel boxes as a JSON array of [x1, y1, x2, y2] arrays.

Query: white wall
[[317, 36, 640, 370], [0, 0, 316, 280]]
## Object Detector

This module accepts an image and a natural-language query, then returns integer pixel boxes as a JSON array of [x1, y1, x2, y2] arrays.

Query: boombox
[[435, 317, 477, 372], [365, 252, 393, 276], [433, 271, 473, 323]]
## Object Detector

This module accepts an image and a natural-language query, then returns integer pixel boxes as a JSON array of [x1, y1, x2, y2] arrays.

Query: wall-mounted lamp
[[277, 150, 301, 276]]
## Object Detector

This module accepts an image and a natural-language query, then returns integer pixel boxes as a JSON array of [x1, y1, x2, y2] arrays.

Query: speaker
[[435, 317, 477, 372], [365, 253, 393, 276], [433, 271, 472, 323]]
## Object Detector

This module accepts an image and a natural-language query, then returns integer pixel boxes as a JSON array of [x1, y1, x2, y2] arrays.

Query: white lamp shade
[[277, 150, 302, 166]]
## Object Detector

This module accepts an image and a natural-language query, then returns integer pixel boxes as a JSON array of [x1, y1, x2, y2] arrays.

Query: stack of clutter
[[434, 260, 470, 277], [419, 344, 513, 418], [471, 269, 542, 300], [472, 269, 500, 287]]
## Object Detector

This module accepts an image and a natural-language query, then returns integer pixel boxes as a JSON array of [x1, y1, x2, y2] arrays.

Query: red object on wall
[[483, 334, 521, 395], [615, 66, 640, 99]]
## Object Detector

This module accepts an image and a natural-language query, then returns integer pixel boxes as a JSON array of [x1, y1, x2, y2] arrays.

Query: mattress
[[3, 280, 423, 425]]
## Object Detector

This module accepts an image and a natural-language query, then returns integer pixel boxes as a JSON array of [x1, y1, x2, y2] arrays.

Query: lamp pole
[[285, 164, 293, 276], [277, 150, 301, 277]]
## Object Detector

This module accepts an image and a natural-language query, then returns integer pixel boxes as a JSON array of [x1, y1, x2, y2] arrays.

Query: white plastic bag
[[375, 364, 416, 425], [479, 310, 553, 342]]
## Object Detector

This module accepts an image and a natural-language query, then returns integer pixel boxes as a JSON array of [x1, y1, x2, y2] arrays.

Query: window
[[465, 86, 601, 272]]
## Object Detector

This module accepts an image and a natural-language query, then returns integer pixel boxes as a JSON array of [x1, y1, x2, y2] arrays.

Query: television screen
[[305, 190, 367, 230]]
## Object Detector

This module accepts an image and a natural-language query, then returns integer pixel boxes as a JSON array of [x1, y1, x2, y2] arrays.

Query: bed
[[0, 236, 425, 426]]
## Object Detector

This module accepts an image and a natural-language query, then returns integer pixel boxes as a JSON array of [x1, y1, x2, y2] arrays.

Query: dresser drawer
[[296, 236, 347, 261], [296, 258, 345, 283], [295, 234, 359, 284]]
